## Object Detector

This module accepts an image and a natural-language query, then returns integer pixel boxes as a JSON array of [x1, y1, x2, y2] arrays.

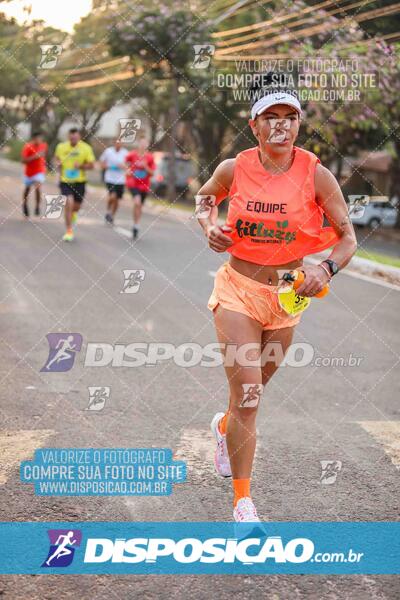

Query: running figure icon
[[45, 335, 77, 371], [41, 333, 83, 373], [45, 531, 77, 566]]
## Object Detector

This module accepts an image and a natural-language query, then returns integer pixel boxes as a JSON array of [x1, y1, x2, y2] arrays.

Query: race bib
[[278, 288, 311, 316], [65, 168, 79, 180], [133, 169, 147, 179]]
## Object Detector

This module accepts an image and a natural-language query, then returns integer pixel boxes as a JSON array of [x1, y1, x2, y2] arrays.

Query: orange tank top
[[220, 146, 340, 265]]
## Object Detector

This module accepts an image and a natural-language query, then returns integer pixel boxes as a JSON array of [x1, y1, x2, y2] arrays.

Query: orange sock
[[233, 478, 251, 506], [218, 412, 229, 435]]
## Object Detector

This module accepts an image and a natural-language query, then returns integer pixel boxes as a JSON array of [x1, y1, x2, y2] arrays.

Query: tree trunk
[[335, 155, 343, 181], [167, 75, 179, 203]]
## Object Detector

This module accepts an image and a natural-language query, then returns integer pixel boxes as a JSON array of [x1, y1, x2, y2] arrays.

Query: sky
[[0, 0, 93, 32]]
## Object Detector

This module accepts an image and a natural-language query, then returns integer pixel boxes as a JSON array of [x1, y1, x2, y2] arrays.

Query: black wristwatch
[[322, 259, 339, 276]]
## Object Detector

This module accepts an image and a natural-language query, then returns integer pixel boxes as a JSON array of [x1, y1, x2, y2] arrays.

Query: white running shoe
[[210, 412, 231, 478], [233, 497, 261, 523]]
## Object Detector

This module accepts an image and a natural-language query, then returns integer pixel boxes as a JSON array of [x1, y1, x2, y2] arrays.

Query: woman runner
[[196, 79, 357, 522]]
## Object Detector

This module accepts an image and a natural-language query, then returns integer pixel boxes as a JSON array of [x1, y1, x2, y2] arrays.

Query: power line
[[213, 0, 342, 38], [214, 31, 400, 61], [212, 0, 252, 25], [58, 56, 130, 76], [215, 2, 400, 55], [215, 0, 367, 47]]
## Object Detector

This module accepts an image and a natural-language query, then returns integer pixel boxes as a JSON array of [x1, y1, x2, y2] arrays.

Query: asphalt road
[[0, 164, 399, 599]]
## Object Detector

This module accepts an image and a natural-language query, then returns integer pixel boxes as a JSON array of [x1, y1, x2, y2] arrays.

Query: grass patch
[[4, 139, 24, 162], [356, 248, 400, 268]]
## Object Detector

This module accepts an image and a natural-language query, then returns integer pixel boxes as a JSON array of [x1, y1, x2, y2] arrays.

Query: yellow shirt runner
[[55, 140, 95, 183]]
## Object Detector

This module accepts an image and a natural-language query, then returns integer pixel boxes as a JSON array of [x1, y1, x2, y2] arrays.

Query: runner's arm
[[53, 144, 62, 171], [196, 158, 234, 233], [315, 164, 357, 269], [295, 164, 357, 297], [80, 161, 94, 170], [99, 151, 107, 170], [21, 148, 42, 163], [146, 156, 156, 177], [22, 155, 38, 163], [80, 147, 96, 170]]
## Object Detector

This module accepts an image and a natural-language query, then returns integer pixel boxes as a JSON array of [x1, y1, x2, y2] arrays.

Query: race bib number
[[133, 169, 147, 179], [278, 288, 311, 316], [65, 168, 79, 180]]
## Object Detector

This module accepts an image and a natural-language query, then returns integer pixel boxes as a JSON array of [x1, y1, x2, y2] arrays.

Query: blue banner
[[0, 522, 399, 574]]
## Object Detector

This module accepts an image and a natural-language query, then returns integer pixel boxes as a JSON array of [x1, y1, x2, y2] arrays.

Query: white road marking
[[357, 421, 400, 468], [114, 226, 131, 239], [123, 428, 217, 519], [175, 427, 216, 482], [0, 429, 54, 484]]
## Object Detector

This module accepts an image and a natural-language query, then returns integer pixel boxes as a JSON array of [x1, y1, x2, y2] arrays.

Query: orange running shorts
[[208, 262, 303, 330]]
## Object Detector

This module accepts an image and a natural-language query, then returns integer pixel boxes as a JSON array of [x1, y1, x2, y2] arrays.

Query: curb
[[313, 250, 400, 287]]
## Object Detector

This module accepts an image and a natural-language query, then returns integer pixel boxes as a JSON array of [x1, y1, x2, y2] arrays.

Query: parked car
[[349, 196, 398, 228], [151, 152, 196, 199]]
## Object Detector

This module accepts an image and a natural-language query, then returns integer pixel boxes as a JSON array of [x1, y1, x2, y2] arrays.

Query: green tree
[[109, 4, 212, 200]]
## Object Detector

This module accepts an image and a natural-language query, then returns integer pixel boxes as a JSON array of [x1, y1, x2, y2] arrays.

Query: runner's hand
[[206, 225, 233, 253], [295, 265, 330, 297]]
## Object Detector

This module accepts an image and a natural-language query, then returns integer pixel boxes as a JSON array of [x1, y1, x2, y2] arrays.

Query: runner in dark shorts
[[100, 140, 128, 224], [128, 187, 147, 204], [54, 128, 95, 242], [125, 136, 155, 240], [106, 183, 124, 198], [59, 182, 86, 203]]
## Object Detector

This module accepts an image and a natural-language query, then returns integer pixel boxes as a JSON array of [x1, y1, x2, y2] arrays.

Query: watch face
[[326, 260, 338, 275]]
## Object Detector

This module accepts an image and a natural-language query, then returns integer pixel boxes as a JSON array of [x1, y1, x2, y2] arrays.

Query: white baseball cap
[[251, 90, 302, 120]]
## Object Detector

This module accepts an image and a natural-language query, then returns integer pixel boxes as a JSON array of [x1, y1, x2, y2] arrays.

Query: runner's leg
[[133, 195, 142, 226], [65, 194, 74, 230], [261, 326, 296, 385], [110, 190, 119, 216], [22, 185, 30, 216], [34, 183, 41, 215], [213, 306, 263, 481]]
